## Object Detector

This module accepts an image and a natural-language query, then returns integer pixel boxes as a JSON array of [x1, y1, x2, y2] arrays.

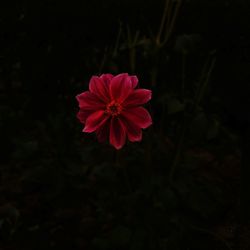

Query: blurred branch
[[156, 0, 182, 47], [99, 46, 109, 74], [189, 224, 233, 250], [156, 0, 170, 46], [162, 0, 182, 45]]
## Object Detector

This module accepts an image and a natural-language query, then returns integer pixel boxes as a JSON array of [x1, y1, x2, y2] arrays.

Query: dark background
[[0, 0, 248, 249]]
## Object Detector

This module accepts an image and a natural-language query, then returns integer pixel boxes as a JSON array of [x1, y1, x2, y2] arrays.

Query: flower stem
[[194, 55, 216, 109], [114, 150, 132, 193]]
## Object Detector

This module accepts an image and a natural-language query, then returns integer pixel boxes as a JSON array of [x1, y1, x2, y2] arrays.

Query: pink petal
[[83, 110, 108, 133], [89, 76, 110, 102], [77, 110, 93, 124], [109, 117, 126, 150], [121, 107, 152, 129], [96, 118, 110, 143], [100, 74, 114, 85], [123, 89, 152, 107], [76, 91, 106, 110], [120, 117, 142, 142], [130, 75, 138, 88], [109, 73, 133, 102]]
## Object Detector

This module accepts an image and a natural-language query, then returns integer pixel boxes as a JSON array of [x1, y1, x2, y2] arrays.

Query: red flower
[[76, 73, 152, 149]]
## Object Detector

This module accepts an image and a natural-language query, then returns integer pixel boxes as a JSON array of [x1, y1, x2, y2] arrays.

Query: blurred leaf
[[189, 112, 208, 141], [65, 162, 89, 176], [159, 187, 179, 210], [186, 189, 219, 219], [109, 225, 131, 247], [92, 237, 109, 249], [21, 163, 65, 200], [92, 226, 132, 249], [0, 205, 20, 237], [206, 117, 220, 140], [0, 205, 20, 223], [11, 140, 39, 160], [167, 97, 185, 114], [0, 219, 4, 229], [92, 163, 116, 182], [130, 228, 146, 250], [175, 34, 202, 54]]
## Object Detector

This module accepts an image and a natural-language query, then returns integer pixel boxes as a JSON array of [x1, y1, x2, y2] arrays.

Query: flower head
[[76, 73, 152, 149]]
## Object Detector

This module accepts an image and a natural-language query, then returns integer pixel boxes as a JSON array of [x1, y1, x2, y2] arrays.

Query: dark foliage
[[0, 0, 247, 249]]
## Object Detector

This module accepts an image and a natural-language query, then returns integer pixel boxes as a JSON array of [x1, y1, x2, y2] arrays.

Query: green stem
[[196, 57, 216, 107], [123, 163, 132, 193], [130, 47, 136, 74], [168, 54, 216, 183]]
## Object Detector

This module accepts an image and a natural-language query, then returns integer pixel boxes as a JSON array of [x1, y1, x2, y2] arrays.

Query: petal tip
[[130, 75, 139, 88], [148, 90, 152, 99], [113, 144, 123, 150], [143, 121, 152, 129], [82, 126, 91, 133], [76, 94, 81, 102], [129, 136, 142, 143]]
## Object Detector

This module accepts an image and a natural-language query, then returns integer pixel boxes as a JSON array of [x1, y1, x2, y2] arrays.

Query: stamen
[[105, 101, 122, 116]]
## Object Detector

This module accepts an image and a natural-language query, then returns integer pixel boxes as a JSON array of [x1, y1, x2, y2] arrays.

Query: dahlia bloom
[[76, 73, 152, 149]]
